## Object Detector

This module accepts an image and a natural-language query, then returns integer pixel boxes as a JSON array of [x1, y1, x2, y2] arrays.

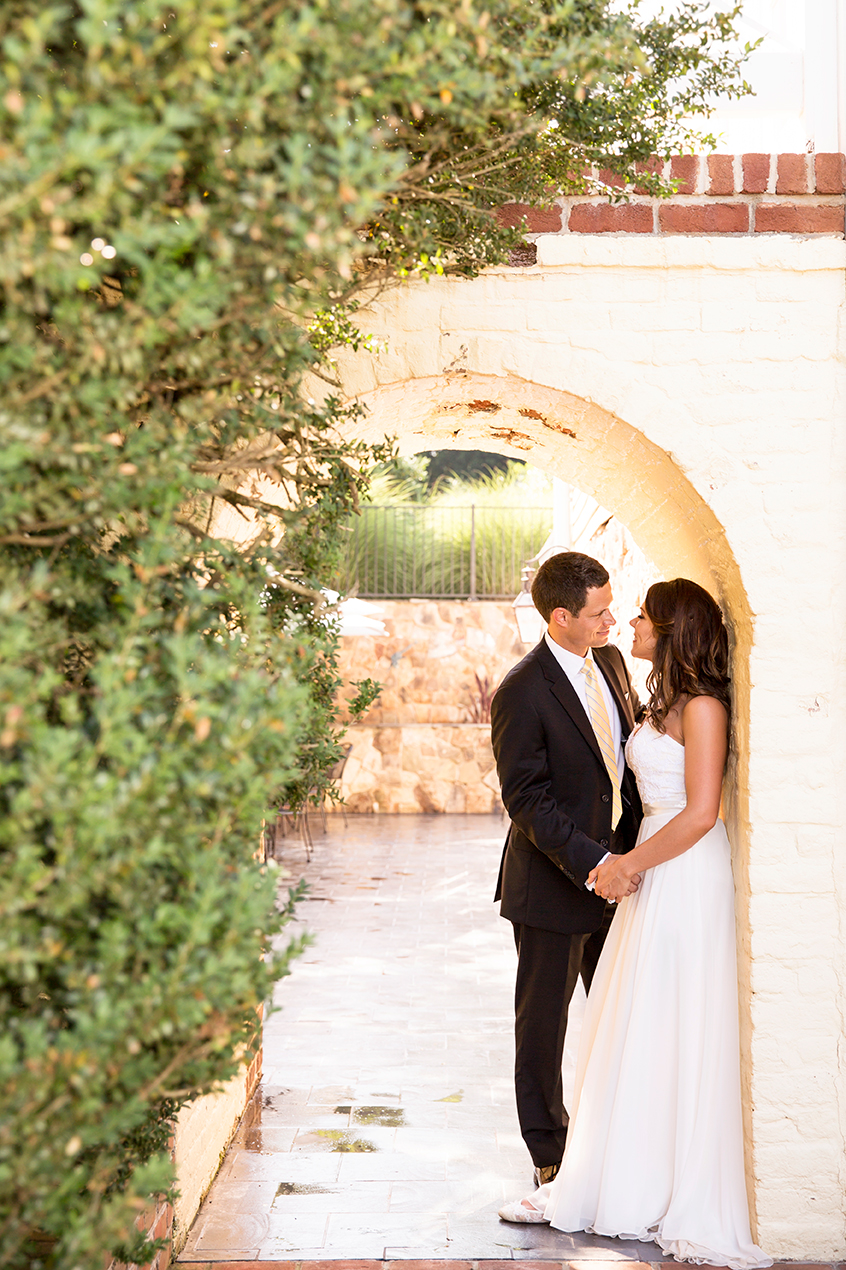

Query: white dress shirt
[[544, 631, 623, 888], [543, 632, 624, 777]]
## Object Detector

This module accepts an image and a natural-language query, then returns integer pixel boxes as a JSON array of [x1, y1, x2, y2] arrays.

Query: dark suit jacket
[[491, 638, 642, 935]]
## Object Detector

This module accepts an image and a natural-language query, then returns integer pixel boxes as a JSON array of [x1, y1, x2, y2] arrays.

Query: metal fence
[[334, 505, 553, 599]]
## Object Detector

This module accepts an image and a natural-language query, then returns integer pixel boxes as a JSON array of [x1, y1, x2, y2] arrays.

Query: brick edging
[[176, 1260, 846, 1269], [497, 153, 846, 237]]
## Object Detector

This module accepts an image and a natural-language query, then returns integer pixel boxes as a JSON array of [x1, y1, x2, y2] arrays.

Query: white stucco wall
[[325, 234, 846, 1259]]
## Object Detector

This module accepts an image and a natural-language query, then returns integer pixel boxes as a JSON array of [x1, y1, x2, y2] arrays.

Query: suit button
[[600, 839, 609, 848], [601, 794, 610, 803]]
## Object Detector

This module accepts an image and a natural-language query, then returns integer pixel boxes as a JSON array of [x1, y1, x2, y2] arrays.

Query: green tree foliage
[[425, 450, 522, 488], [356, 0, 755, 277], [0, 1, 751, 1265]]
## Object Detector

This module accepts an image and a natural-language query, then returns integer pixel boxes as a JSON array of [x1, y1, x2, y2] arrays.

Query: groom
[[490, 551, 643, 1185]]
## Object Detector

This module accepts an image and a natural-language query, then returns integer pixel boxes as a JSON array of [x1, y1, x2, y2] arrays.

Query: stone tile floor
[[177, 814, 799, 1268]]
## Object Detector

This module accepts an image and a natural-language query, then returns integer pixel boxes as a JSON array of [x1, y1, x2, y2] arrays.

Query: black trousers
[[512, 907, 615, 1169]]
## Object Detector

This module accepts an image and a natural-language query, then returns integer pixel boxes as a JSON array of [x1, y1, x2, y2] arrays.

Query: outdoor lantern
[[512, 566, 545, 646]]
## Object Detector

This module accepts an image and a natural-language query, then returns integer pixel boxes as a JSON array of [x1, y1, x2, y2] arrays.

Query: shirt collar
[[544, 630, 591, 677]]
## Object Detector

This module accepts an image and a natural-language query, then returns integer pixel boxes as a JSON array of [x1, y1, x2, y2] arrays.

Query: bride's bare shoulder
[[680, 695, 729, 742], [682, 694, 727, 720]]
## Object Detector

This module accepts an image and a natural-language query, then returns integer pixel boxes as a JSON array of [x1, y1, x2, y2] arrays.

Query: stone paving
[[177, 814, 798, 1268]]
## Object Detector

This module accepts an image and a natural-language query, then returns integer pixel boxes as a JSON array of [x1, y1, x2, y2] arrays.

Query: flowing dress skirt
[[539, 809, 770, 1269]]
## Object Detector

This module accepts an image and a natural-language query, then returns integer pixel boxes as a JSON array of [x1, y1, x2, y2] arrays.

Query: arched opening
[[341, 369, 758, 1228]]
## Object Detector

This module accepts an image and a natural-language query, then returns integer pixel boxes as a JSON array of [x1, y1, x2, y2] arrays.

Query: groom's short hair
[[531, 551, 610, 622]]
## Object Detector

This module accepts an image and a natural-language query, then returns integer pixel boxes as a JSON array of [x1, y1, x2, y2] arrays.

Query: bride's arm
[[589, 695, 728, 899]]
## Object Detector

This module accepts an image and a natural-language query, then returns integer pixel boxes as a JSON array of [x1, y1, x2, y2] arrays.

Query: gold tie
[[581, 655, 622, 830]]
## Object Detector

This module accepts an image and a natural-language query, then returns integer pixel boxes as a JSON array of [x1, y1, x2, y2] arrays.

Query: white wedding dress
[[536, 722, 771, 1269]]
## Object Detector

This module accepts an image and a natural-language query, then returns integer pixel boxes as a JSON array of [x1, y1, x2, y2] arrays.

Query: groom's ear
[[550, 607, 572, 630]]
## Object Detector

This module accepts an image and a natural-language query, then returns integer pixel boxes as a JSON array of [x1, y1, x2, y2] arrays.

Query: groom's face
[[552, 582, 616, 655]]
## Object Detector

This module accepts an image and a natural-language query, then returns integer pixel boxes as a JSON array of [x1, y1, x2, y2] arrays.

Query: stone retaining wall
[[340, 722, 500, 815], [336, 600, 520, 814], [337, 599, 525, 728]]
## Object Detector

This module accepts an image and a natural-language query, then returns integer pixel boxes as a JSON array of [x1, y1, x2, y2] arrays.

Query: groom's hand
[[588, 854, 641, 903]]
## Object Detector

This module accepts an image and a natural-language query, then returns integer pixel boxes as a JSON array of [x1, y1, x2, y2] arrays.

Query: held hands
[[587, 854, 641, 903]]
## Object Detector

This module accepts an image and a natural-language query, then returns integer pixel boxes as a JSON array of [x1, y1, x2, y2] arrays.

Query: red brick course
[[376, 1264, 473, 1270], [568, 202, 653, 233], [245, 1043, 263, 1102], [473, 1264, 537, 1270], [179, 1264, 387, 1270], [755, 203, 845, 233], [659, 203, 748, 234], [301, 1264, 395, 1270], [707, 154, 735, 195], [633, 155, 663, 194], [176, 1261, 846, 1269], [815, 152, 846, 193], [496, 202, 562, 233], [597, 167, 627, 189], [742, 153, 770, 193], [499, 153, 845, 238], [152, 1205, 170, 1242], [776, 153, 808, 194], [670, 154, 699, 194], [112, 1197, 172, 1270]]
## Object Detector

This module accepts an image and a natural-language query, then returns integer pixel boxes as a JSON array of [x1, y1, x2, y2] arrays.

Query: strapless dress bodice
[[625, 720, 686, 813]]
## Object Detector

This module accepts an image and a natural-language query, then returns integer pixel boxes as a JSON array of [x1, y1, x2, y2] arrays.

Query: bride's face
[[630, 608, 658, 661]]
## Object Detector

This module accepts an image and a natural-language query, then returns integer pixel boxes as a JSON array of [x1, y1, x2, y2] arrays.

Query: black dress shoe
[[532, 1161, 561, 1188]]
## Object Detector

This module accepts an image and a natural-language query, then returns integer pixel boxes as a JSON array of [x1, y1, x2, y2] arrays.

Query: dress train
[[530, 724, 770, 1269]]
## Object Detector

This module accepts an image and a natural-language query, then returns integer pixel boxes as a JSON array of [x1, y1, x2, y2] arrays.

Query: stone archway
[[347, 369, 751, 816], [350, 370, 744, 597], [342, 366, 758, 1224], [317, 220, 846, 1261]]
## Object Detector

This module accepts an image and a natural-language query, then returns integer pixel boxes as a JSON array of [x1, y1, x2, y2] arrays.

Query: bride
[[499, 578, 771, 1270]]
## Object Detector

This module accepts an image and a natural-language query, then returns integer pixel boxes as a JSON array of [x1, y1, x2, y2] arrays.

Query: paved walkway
[[178, 815, 809, 1268]]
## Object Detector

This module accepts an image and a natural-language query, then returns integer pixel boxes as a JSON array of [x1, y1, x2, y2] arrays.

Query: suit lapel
[[535, 639, 635, 759], [594, 646, 636, 737], [535, 640, 604, 765]]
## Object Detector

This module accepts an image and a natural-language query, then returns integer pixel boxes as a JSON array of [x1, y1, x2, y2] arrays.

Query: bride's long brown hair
[[643, 579, 731, 731]]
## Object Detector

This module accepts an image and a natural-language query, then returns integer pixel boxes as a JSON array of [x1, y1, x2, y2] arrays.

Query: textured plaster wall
[[324, 235, 846, 1259]]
